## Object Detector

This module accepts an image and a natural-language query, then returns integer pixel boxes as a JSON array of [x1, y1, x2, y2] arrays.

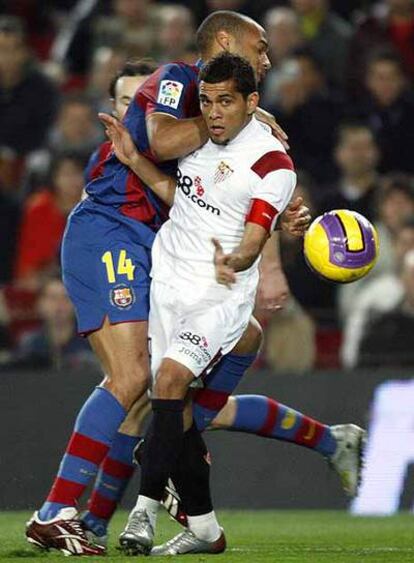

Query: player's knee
[[106, 366, 150, 409], [210, 396, 237, 429], [154, 368, 188, 399]]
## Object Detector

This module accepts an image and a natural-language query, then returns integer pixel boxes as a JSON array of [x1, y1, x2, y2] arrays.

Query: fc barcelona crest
[[214, 161, 234, 184], [110, 284, 135, 309]]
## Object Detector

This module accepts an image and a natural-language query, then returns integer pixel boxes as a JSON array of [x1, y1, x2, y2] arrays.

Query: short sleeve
[[246, 150, 296, 231], [146, 63, 195, 120]]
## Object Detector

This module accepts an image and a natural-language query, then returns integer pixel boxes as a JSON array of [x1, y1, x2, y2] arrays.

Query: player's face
[[113, 75, 148, 120], [232, 23, 271, 83], [199, 79, 258, 145]]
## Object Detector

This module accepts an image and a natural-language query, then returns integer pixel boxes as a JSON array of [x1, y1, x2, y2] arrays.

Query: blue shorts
[[62, 199, 155, 334]]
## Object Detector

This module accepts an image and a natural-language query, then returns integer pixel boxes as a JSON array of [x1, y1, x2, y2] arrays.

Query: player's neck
[[222, 115, 255, 146]]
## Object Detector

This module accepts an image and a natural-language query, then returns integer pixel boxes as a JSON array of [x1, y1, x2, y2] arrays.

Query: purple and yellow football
[[304, 209, 379, 283]]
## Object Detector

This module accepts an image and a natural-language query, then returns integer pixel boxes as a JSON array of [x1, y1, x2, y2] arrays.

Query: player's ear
[[216, 30, 232, 51], [247, 92, 259, 115]]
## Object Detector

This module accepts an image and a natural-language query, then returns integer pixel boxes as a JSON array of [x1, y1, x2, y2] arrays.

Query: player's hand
[[212, 238, 236, 288], [255, 107, 289, 150], [280, 196, 311, 237], [98, 112, 139, 168], [256, 265, 289, 312]]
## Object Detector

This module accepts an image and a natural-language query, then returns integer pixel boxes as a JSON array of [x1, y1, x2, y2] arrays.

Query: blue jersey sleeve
[[147, 63, 195, 120]]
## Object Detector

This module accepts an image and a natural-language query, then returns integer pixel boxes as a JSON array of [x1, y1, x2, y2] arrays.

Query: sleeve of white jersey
[[246, 149, 296, 232]]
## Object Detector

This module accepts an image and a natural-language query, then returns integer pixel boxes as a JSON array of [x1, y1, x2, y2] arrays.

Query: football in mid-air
[[304, 209, 379, 283]]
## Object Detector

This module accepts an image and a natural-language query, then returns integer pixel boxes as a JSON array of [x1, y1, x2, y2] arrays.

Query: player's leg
[[82, 392, 150, 545], [212, 396, 364, 496], [26, 319, 150, 556], [192, 314, 364, 497], [120, 280, 239, 555], [150, 418, 225, 556], [26, 206, 152, 555], [120, 358, 195, 555]]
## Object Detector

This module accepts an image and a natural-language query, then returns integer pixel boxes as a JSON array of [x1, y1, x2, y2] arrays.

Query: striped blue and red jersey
[[84, 62, 201, 233]]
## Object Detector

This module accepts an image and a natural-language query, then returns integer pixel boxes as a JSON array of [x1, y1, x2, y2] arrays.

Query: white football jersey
[[151, 117, 296, 288]]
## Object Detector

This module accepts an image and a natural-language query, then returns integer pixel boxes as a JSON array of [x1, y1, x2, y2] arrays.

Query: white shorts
[[149, 278, 257, 382]]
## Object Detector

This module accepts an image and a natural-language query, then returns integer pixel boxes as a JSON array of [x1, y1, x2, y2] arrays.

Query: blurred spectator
[[342, 217, 414, 367], [357, 248, 414, 368], [0, 15, 59, 189], [53, 0, 158, 79], [341, 217, 414, 368], [7, 277, 94, 370], [14, 152, 86, 292], [374, 174, 414, 274], [27, 93, 103, 189], [263, 298, 316, 373], [262, 7, 304, 107], [268, 48, 343, 184], [0, 1, 57, 60], [289, 0, 352, 88], [280, 171, 338, 326], [318, 122, 380, 220], [351, 48, 414, 174], [52, 93, 103, 155], [348, 0, 414, 97], [154, 4, 196, 63], [87, 45, 128, 113]]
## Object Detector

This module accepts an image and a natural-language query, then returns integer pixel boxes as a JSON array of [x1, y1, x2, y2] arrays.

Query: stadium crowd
[[0, 0, 414, 372]]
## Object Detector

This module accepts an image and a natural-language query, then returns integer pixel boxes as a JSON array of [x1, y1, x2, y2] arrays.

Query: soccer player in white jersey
[[103, 51, 365, 556], [124, 52, 296, 555]]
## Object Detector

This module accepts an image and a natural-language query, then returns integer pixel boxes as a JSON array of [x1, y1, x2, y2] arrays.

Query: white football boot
[[329, 423, 366, 497], [151, 528, 226, 556], [119, 509, 154, 555]]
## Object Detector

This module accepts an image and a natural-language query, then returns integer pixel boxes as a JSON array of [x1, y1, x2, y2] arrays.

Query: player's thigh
[[148, 279, 179, 382], [165, 287, 256, 380], [231, 315, 263, 355]]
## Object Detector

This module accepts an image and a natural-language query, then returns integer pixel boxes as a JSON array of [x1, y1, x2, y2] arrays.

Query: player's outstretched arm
[[256, 197, 311, 311], [213, 223, 269, 287], [146, 113, 209, 161], [99, 113, 176, 206]]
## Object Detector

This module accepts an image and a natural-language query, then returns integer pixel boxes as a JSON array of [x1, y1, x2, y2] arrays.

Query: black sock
[[171, 423, 213, 516], [139, 399, 184, 501]]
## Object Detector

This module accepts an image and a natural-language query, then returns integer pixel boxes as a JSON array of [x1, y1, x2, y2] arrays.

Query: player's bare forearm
[[213, 224, 269, 287], [129, 152, 176, 206], [257, 231, 290, 310], [99, 112, 176, 206], [260, 231, 282, 274], [147, 113, 209, 161]]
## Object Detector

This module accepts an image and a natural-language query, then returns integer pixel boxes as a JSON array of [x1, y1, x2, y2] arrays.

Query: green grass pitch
[[0, 510, 412, 562]]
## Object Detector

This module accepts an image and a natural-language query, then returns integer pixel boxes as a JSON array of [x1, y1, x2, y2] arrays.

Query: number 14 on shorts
[[101, 250, 135, 283]]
